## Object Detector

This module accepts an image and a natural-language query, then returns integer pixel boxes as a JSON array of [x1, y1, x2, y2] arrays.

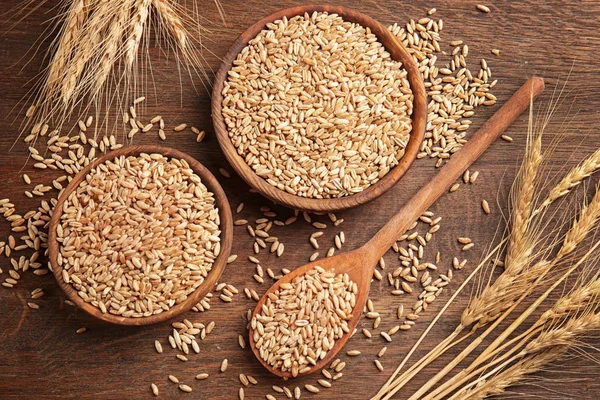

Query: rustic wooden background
[[1, 0, 599, 399]]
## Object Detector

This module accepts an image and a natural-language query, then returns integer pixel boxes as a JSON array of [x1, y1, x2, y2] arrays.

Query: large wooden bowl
[[211, 4, 427, 212], [47, 145, 233, 326]]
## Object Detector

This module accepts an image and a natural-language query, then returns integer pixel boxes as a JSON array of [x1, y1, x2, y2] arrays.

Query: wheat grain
[[179, 384, 192, 393], [151, 383, 159, 396]]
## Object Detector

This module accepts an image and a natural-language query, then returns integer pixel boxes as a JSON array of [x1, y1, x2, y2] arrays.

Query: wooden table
[[1, 1, 598, 398]]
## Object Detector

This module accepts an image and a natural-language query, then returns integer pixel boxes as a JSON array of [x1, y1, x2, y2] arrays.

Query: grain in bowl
[[251, 266, 357, 376], [55, 153, 221, 318], [222, 12, 413, 199]]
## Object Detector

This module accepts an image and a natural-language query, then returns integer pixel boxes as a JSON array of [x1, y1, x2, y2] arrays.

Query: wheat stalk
[[453, 305, 600, 400], [22, 0, 223, 134], [374, 94, 545, 400], [375, 94, 600, 400], [453, 348, 566, 400], [421, 196, 600, 400]]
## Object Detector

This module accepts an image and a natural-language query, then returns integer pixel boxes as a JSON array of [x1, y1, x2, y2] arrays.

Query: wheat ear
[[153, 0, 187, 50], [124, 0, 151, 71], [93, 1, 130, 97], [60, 1, 114, 106], [505, 98, 543, 269], [536, 147, 600, 214], [556, 184, 600, 258], [47, 0, 87, 88], [468, 271, 600, 372], [461, 97, 543, 328], [452, 348, 565, 400]]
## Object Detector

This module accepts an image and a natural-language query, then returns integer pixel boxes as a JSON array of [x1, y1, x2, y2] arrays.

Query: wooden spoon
[[249, 77, 545, 377]]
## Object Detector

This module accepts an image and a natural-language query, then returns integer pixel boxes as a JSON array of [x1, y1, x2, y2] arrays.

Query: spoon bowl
[[48, 145, 234, 326], [249, 247, 375, 378], [249, 77, 545, 377]]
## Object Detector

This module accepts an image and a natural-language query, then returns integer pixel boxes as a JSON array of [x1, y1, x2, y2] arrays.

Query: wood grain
[[249, 76, 544, 378], [211, 4, 428, 212], [1, 1, 599, 399], [47, 145, 233, 326]]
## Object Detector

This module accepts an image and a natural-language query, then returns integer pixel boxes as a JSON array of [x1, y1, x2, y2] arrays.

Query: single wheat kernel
[[179, 384, 192, 393], [477, 4, 491, 12], [482, 199, 491, 214], [305, 384, 319, 394], [219, 168, 231, 178], [462, 243, 475, 251], [154, 340, 163, 353]]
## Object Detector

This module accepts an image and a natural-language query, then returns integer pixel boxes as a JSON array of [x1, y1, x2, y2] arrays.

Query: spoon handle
[[365, 77, 545, 258]]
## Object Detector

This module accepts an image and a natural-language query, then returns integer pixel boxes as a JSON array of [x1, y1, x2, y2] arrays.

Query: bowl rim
[[47, 145, 233, 326], [211, 4, 427, 212]]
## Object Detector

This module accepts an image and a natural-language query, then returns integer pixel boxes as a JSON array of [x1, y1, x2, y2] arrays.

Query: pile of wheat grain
[[222, 12, 413, 199], [56, 153, 221, 317]]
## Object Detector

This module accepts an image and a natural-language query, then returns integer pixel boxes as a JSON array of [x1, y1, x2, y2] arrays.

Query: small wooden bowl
[[212, 4, 427, 212], [47, 145, 233, 326]]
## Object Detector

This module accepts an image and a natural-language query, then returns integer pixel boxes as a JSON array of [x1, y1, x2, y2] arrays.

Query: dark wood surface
[[47, 145, 234, 326], [1, 1, 599, 399]]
